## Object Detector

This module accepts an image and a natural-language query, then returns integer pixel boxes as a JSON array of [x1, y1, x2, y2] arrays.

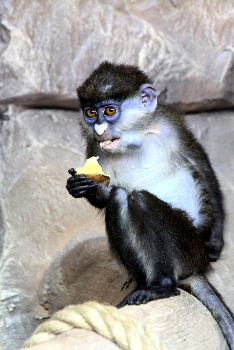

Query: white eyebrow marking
[[94, 122, 108, 135], [100, 84, 113, 93]]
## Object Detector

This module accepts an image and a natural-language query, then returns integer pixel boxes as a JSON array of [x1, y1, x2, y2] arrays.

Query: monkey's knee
[[110, 187, 128, 205], [128, 190, 150, 211], [108, 188, 150, 220], [112, 188, 148, 210], [107, 187, 129, 223]]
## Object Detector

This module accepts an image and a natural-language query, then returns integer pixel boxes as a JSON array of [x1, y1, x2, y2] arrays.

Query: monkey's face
[[77, 62, 157, 154], [82, 100, 121, 152], [80, 85, 157, 154]]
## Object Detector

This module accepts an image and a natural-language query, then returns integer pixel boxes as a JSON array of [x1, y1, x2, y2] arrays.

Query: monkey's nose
[[94, 122, 108, 136]]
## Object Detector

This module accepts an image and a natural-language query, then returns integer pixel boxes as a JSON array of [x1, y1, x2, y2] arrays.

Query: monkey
[[66, 61, 234, 348]]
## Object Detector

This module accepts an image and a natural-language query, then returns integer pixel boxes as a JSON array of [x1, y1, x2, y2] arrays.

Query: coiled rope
[[23, 301, 168, 350]]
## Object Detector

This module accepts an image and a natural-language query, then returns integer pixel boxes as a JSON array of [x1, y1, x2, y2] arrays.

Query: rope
[[23, 301, 168, 350]]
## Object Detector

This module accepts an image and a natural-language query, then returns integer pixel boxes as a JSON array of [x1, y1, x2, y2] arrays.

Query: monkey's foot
[[116, 286, 180, 308]]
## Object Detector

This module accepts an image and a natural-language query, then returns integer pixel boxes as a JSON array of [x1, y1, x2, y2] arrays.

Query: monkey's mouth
[[99, 138, 120, 151]]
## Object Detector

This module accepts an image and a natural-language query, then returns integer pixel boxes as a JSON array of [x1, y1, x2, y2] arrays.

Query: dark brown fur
[[77, 61, 152, 105]]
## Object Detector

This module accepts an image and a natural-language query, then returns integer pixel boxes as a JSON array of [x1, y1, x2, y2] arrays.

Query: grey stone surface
[[0, 0, 234, 111], [38, 236, 134, 314]]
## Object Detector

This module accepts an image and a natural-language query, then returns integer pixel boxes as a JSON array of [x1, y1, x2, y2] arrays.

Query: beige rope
[[23, 301, 168, 350]]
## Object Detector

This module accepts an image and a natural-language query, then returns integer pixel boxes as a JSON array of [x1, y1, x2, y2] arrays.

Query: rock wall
[[1, 0, 234, 111], [0, 1, 234, 350]]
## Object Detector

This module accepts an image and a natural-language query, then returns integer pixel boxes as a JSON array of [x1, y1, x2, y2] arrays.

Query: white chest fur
[[99, 131, 201, 226]]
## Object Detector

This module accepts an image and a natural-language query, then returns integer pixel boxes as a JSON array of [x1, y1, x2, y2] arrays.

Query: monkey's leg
[[106, 188, 181, 308]]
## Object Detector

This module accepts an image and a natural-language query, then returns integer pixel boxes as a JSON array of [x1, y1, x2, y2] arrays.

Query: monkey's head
[[77, 61, 157, 154]]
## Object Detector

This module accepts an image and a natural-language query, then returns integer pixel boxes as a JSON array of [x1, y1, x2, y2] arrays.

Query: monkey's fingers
[[67, 174, 87, 182], [66, 177, 96, 188], [116, 299, 128, 309], [66, 174, 98, 190], [68, 168, 76, 176], [205, 240, 224, 262], [116, 287, 180, 308], [67, 184, 98, 198], [66, 181, 97, 191], [207, 250, 221, 262]]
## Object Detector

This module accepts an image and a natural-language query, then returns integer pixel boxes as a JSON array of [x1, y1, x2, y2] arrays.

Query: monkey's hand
[[66, 173, 98, 198], [66, 170, 112, 208], [205, 236, 224, 262]]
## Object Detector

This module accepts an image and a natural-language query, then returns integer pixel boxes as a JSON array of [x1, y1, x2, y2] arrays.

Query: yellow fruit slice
[[76, 156, 110, 183]]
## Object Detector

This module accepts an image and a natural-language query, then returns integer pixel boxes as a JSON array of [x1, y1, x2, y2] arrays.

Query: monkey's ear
[[140, 84, 157, 113]]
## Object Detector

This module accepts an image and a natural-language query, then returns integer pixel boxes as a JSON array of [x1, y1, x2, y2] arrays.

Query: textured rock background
[[1, 0, 234, 111], [0, 1, 234, 350]]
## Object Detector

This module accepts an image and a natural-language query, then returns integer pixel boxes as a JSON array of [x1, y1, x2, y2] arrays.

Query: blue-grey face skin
[[84, 102, 121, 126], [81, 84, 157, 154]]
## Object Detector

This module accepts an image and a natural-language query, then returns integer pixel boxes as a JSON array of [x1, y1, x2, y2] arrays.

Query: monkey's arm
[[66, 174, 112, 208], [183, 133, 224, 261]]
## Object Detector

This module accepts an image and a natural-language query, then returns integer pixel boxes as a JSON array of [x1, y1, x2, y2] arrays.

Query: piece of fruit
[[75, 156, 110, 183]]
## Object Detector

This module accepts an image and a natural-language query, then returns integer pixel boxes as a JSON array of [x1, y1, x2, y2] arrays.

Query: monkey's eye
[[104, 107, 116, 116], [85, 108, 97, 118]]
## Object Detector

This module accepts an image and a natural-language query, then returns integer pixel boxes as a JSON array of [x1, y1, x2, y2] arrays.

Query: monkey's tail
[[181, 275, 234, 349]]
